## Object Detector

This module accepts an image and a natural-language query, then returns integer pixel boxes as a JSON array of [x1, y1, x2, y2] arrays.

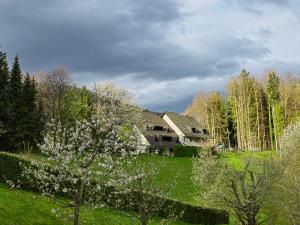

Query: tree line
[[0, 52, 43, 151], [185, 69, 300, 150]]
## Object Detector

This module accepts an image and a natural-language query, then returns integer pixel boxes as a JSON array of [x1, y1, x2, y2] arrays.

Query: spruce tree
[[20, 74, 37, 148], [0, 52, 10, 149], [7, 55, 23, 150]]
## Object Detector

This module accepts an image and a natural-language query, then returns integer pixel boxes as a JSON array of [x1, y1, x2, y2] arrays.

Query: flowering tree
[[265, 119, 300, 224], [193, 155, 274, 225], [23, 116, 139, 225], [22, 83, 142, 225]]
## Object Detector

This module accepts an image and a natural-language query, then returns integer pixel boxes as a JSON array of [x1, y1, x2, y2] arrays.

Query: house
[[162, 112, 210, 147], [136, 111, 179, 152], [136, 110, 210, 153]]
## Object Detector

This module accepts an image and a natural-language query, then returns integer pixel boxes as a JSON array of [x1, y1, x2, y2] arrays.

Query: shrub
[[173, 145, 200, 157], [0, 152, 33, 189], [158, 146, 168, 155]]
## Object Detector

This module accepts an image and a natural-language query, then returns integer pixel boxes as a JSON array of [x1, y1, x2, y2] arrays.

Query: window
[[192, 128, 201, 133], [203, 129, 209, 135], [162, 136, 172, 142], [154, 126, 163, 131]]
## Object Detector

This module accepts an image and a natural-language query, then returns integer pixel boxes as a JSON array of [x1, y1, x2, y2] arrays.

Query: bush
[[108, 191, 229, 225], [158, 146, 168, 155], [173, 145, 200, 157], [0, 152, 34, 189]]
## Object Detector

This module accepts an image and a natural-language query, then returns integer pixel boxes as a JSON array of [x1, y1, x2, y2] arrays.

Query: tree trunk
[[141, 216, 148, 225], [73, 175, 86, 225], [268, 102, 274, 150], [247, 215, 257, 225], [74, 200, 80, 225]]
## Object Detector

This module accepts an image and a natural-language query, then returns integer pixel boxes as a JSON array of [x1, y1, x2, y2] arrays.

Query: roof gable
[[163, 112, 208, 138]]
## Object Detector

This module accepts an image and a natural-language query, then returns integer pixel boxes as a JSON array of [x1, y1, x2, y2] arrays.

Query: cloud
[[0, 0, 299, 112], [0, 0, 268, 82]]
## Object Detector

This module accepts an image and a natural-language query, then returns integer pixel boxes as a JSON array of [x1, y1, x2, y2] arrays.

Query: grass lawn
[[0, 185, 188, 225]]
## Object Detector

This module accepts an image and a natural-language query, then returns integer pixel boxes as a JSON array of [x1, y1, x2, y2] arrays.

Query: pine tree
[[7, 56, 23, 150]]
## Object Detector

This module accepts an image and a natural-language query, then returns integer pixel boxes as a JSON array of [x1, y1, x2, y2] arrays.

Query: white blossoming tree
[[265, 119, 300, 224], [192, 154, 275, 225], [22, 83, 142, 225]]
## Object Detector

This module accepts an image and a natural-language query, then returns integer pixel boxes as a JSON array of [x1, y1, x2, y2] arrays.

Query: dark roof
[[163, 112, 210, 139], [137, 111, 178, 137]]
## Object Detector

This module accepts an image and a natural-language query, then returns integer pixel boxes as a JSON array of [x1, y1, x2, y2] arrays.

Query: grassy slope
[[0, 185, 187, 225], [135, 151, 274, 205], [27, 151, 274, 205], [18, 151, 273, 225]]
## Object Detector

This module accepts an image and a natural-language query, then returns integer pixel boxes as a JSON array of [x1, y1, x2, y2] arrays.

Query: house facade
[[136, 110, 210, 152], [162, 112, 210, 147], [136, 111, 179, 152]]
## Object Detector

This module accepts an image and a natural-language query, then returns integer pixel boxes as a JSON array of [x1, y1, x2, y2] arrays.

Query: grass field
[[0, 185, 188, 225]]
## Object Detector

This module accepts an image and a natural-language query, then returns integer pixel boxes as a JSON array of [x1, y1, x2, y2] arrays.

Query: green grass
[[22, 151, 275, 205], [135, 154, 196, 204], [0, 185, 188, 225], [220, 151, 275, 170]]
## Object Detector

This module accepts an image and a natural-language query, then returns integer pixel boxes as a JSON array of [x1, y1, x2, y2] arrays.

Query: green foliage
[[193, 155, 275, 225], [265, 119, 300, 225], [0, 152, 32, 189], [158, 146, 168, 155], [173, 145, 200, 157], [20, 74, 43, 148], [0, 54, 44, 151], [0, 52, 9, 124]]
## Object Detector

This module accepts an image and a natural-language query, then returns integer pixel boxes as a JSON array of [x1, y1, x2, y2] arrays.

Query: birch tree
[[266, 71, 282, 151]]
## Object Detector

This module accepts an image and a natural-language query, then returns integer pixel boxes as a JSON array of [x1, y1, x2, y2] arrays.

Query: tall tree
[[266, 71, 281, 151], [0, 52, 10, 149], [36, 66, 71, 125], [206, 92, 228, 145], [7, 56, 23, 150], [20, 74, 43, 148], [228, 70, 257, 150]]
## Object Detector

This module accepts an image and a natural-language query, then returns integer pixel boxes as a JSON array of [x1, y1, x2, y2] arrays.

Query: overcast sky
[[1, 0, 300, 112]]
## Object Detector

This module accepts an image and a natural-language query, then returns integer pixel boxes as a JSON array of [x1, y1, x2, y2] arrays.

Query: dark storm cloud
[[0, 0, 269, 82], [225, 0, 289, 6]]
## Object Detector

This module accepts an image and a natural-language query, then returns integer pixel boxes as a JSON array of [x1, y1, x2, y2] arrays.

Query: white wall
[[162, 114, 184, 137]]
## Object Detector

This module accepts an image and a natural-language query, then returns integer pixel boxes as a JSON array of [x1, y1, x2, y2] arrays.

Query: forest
[[185, 69, 300, 151], [0, 52, 95, 152]]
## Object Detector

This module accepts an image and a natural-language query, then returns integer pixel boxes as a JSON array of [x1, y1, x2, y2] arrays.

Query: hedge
[[0, 152, 229, 224], [0, 152, 34, 189], [173, 145, 200, 157]]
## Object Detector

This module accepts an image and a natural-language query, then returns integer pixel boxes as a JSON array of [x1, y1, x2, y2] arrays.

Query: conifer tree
[[7, 56, 23, 150], [20, 74, 37, 147], [0, 52, 10, 149]]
